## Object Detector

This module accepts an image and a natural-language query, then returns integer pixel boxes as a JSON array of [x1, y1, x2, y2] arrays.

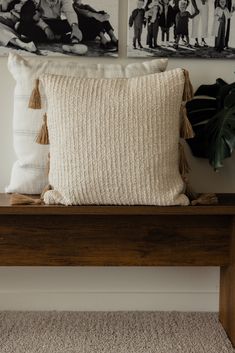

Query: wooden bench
[[0, 193, 235, 346]]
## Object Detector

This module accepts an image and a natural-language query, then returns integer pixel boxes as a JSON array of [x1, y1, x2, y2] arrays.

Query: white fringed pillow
[[41, 69, 189, 206], [6, 53, 168, 195]]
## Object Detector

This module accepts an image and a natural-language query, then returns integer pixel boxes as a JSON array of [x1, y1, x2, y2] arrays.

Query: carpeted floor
[[0, 312, 234, 353]]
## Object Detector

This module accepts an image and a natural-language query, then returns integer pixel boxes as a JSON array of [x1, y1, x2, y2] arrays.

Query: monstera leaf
[[194, 79, 235, 109], [186, 80, 235, 169], [205, 89, 235, 170], [194, 78, 227, 99], [186, 96, 217, 158]]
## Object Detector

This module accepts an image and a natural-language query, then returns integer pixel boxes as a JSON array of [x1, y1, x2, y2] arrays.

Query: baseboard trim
[[0, 291, 219, 311]]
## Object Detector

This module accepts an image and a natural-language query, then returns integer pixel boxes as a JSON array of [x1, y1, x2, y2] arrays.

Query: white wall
[[1, 0, 235, 311]]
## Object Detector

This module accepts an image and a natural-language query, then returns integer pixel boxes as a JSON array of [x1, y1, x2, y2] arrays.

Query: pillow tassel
[[36, 114, 49, 145], [182, 176, 198, 201], [10, 193, 42, 205], [179, 142, 191, 176], [28, 78, 41, 109], [182, 173, 218, 205], [191, 193, 218, 206], [180, 105, 195, 139], [179, 143, 198, 203], [40, 184, 52, 199], [183, 69, 194, 102]]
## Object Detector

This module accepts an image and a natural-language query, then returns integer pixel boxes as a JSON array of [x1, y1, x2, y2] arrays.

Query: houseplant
[[186, 79, 235, 170]]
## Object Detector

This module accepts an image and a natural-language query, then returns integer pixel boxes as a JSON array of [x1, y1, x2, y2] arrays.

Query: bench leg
[[219, 217, 235, 347]]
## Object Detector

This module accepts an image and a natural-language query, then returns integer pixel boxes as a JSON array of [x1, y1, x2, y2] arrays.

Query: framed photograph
[[127, 0, 235, 58], [0, 0, 118, 56]]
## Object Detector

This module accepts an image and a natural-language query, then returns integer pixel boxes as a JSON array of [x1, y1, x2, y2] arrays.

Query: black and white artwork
[[0, 0, 118, 56], [128, 0, 235, 58]]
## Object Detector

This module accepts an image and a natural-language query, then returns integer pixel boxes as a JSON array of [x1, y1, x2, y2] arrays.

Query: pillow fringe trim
[[28, 79, 41, 109], [180, 104, 195, 139], [10, 193, 43, 205], [10, 183, 52, 206], [36, 114, 49, 145]]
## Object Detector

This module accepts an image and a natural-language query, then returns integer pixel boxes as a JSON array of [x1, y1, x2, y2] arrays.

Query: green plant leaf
[[186, 125, 209, 158], [186, 80, 235, 169], [194, 78, 227, 98], [205, 89, 235, 170], [185, 97, 217, 158], [217, 82, 235, 110], [186, 98, 217, 125]]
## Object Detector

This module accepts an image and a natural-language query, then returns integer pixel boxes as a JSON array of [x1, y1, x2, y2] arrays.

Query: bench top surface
[[0, 193, 235, 216]]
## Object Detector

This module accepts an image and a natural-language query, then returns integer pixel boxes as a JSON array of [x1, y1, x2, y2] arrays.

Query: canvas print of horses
[[0, 0, 118, 56], [127, 0, 235, 58]]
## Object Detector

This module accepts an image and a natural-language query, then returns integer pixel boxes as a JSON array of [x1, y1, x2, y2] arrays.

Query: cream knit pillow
[[41, 69, 189, 206], [6, 53, 168, 195]]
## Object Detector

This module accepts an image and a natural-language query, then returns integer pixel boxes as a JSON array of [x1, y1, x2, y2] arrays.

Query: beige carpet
[[0, 312, 234, 353]]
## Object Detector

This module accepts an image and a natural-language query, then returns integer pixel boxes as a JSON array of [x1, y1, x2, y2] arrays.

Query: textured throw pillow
[[6, 53, 168, 195], [40, 69, 189, 206]]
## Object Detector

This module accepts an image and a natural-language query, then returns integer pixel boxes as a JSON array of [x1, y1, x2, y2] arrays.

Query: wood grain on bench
[[0, 193, 234, 267]]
